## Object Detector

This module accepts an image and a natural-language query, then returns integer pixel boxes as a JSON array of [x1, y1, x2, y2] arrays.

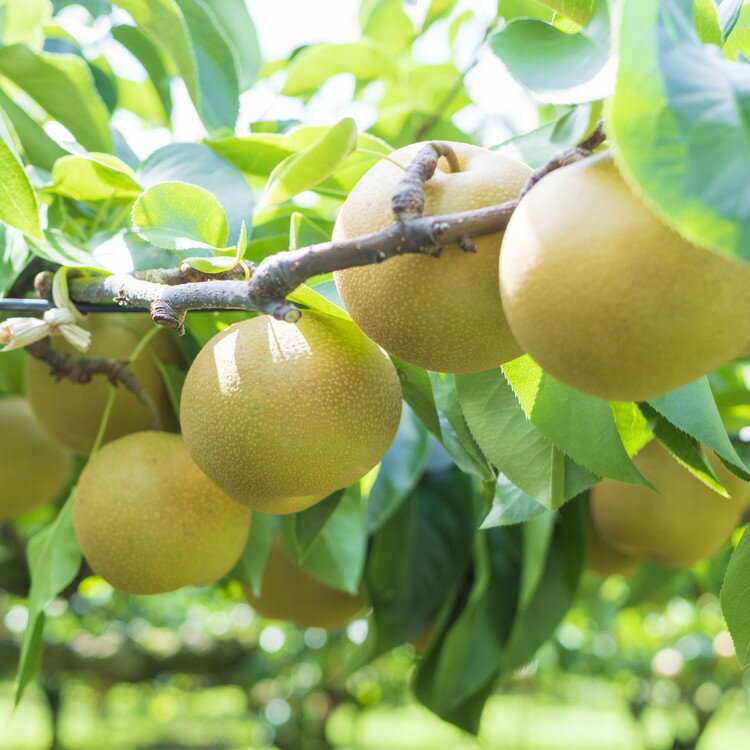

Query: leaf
[[610, 0, 750, 261], [112, 0, 199, 111], [389, 356, 442, 440], [0, 88, 66, 170], [260, 118, 358, 207], [364, 468, 475, 659], [481, 474, 547, 528], [0, 45, 112, 152], [534, 0, 593, 25], [720, 0, 746, 43], [721, 526, 750, 667], [230, 512, 274, 597], [281, 489, 347, 559], [360, 0, 414, 55], [15, 495, 82, 704], [502, 356, 647, 485], [111, 24, 172, 118], [132, 181, 229, 253], [287, 284, 352, 321], [0, 0, 51, 49], [455, 368, 586, 509], [50, 153, 141, 202], [172, 0, 240, 132], [489, 0, 612, 104], [281, 41, 398, 96], [284, 488, 367, 594], [0, 127, 42, 239], [648, 378, 750, 481], [610, 401, 653, 457], [27, 229, 105, 268], [366, 405, 431, 533], [0, 226, 28, 295], [140, 142, 253, 242], [207, 0, 261, 91], [182, 219, 246, 274], [693, 0, 722, 44]]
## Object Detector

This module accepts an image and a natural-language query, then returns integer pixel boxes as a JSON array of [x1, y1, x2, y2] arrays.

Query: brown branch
[[53, 124, 605, 335], [25, 338, 163, 431]]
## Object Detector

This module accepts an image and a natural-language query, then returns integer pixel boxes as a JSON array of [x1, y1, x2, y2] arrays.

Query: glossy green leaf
[[208, 0, 261, 91], [534, 0, 593, 24], [0, 128, 42, 239], [173, 0, 239, 132], [610, 0, 750, 261], [260, 118, 358, 207], [502, 356, 647, 485], [0, 226, 29, 295], [481, 475, 547, 528], [610, 400, 653, 457], [140, 142, 253, 242], [282, 41, 398, 96], [50, 153, 141, 202], [390, 356, 442, 440], [27, 230, 105, 269], [648, 378, 750, 480], [721, 0, 747, 46], [364, 469, 475, 658], [489, 0, 612, 104], [230, 512, 274, 597], [366, 405, 431, 533], [15, 495, 82, 704], [693, 0, 722, 43], [287, 285, 352, 321], [0, 46, 112, 152], [281, 489, 347, 560], [182, 219, 246, 273], [498, 0, 553, 21], [132, 181, 229, 253], [721, 527, 750, 667]]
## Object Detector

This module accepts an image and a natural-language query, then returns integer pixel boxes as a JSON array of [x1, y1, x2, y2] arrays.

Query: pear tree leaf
[[207, 0, 261, 91], [502, 355, 648, 486], [182, 219, 246, 274], [230, 512, 274, 597], [533, 0, 593, 24], [260, 118, 358, 207], [481, 474, 547, 528], [0, 127, 42, 239], [0, 226, 29, 295], [360, 0, 414, 55], [719, 0, 745, 41], [610, 0, 750, 261], [132, 181, 229, 253], [721, 527, 750, 667], [489, 0, 613, 104], [693, 0, 722, 44], [281, 489, 348, 560], [50, 153, 141, 202], [15, 495, 82, 705]]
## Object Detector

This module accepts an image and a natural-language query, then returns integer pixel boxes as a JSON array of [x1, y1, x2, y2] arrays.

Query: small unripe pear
[[243, 537, 366, 629], [180, 311, 402, 513], [0, 396, 72, 521], [74, 431, 251, 595]]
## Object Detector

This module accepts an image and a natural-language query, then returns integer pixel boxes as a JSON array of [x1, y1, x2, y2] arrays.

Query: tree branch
[[24, 338, 163, 431]]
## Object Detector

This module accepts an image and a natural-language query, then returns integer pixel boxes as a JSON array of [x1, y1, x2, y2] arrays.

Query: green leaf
[[366, 405, 431, 533], [111, 24, 172, 119], [721, 0, 746, 45], [141, 142, 252, 243], [481, 475, 547, 528], [182, 218, 246, 274], [230, 512, 274, 597], [360, 0, 414, 55], [132, 181, 229, 253], [260, 118, 358, 207], [112, 0, 199, 112], [0, 0, 51, 49], [534, 0, 593, 24], [0, 127, 42, 239], [610, 0, 750, 261], [0, 226, 28, 295], [423, 0, 458, 31], [281, 41, 398, 96], [648, 378, 750, 481], [284, 488, 366, 594], [15, 495, 82, 704], [0, 88, 65, 170], [489, 0, 612, 104], [390, 356, 442, 440], [498, 0, 553, 22], [0, 46, 112, 152], [287, 284, 352, 321], [27, 229, 104, 268], [455, 368, 575, 509], [281, 489, 348, 560], [610, 400, 653, 457], [172, 0, 239, 132], [50, 153, 141, 202], [502, 356, 647, 485], [693, 0, 723, 43], [364, 468, 475, 658], [207, 0, 261, 91], [721, 526, 750, 667]]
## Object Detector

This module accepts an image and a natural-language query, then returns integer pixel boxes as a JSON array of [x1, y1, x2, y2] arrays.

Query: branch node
[[34, 272, 54, 302], [150, 299, 185, 335], [458, 237, 477, 254]]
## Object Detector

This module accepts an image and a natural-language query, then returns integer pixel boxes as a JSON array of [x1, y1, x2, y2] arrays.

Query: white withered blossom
[[0, 308, 91, 352]]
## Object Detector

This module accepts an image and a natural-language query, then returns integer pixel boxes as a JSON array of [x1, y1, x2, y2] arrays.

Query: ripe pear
[[589, 440, 749, 568], [586, 513, 640, 578], [499, 153, 750, 401], [333, 141, 531, 373], [25, 314, 180, 455], [180, 311, 402, 513], [74, 431, 251, 595], [0, 396, 73, 521], [243, 537, 365, 629]]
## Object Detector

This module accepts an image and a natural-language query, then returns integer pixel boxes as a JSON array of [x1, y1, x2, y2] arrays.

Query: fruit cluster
[[2, 140, 748, 631]]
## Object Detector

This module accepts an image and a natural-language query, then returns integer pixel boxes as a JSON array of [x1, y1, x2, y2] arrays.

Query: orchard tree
[[1, 0, 750, 744]]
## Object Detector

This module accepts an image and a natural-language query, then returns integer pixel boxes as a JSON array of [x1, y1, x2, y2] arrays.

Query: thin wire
[[0, 299, 228, 315]]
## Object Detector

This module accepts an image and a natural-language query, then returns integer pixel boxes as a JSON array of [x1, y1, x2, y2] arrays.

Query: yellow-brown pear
[[180, 311, 402, 513], [499, 153, 750, 401], [0, 396, 73, 521], [25, 314, 180, 455], [589, 440, 749, 568], [333, 142, 531, 373], [243, 537, 365, 629], [74, 431, 250, 595]]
